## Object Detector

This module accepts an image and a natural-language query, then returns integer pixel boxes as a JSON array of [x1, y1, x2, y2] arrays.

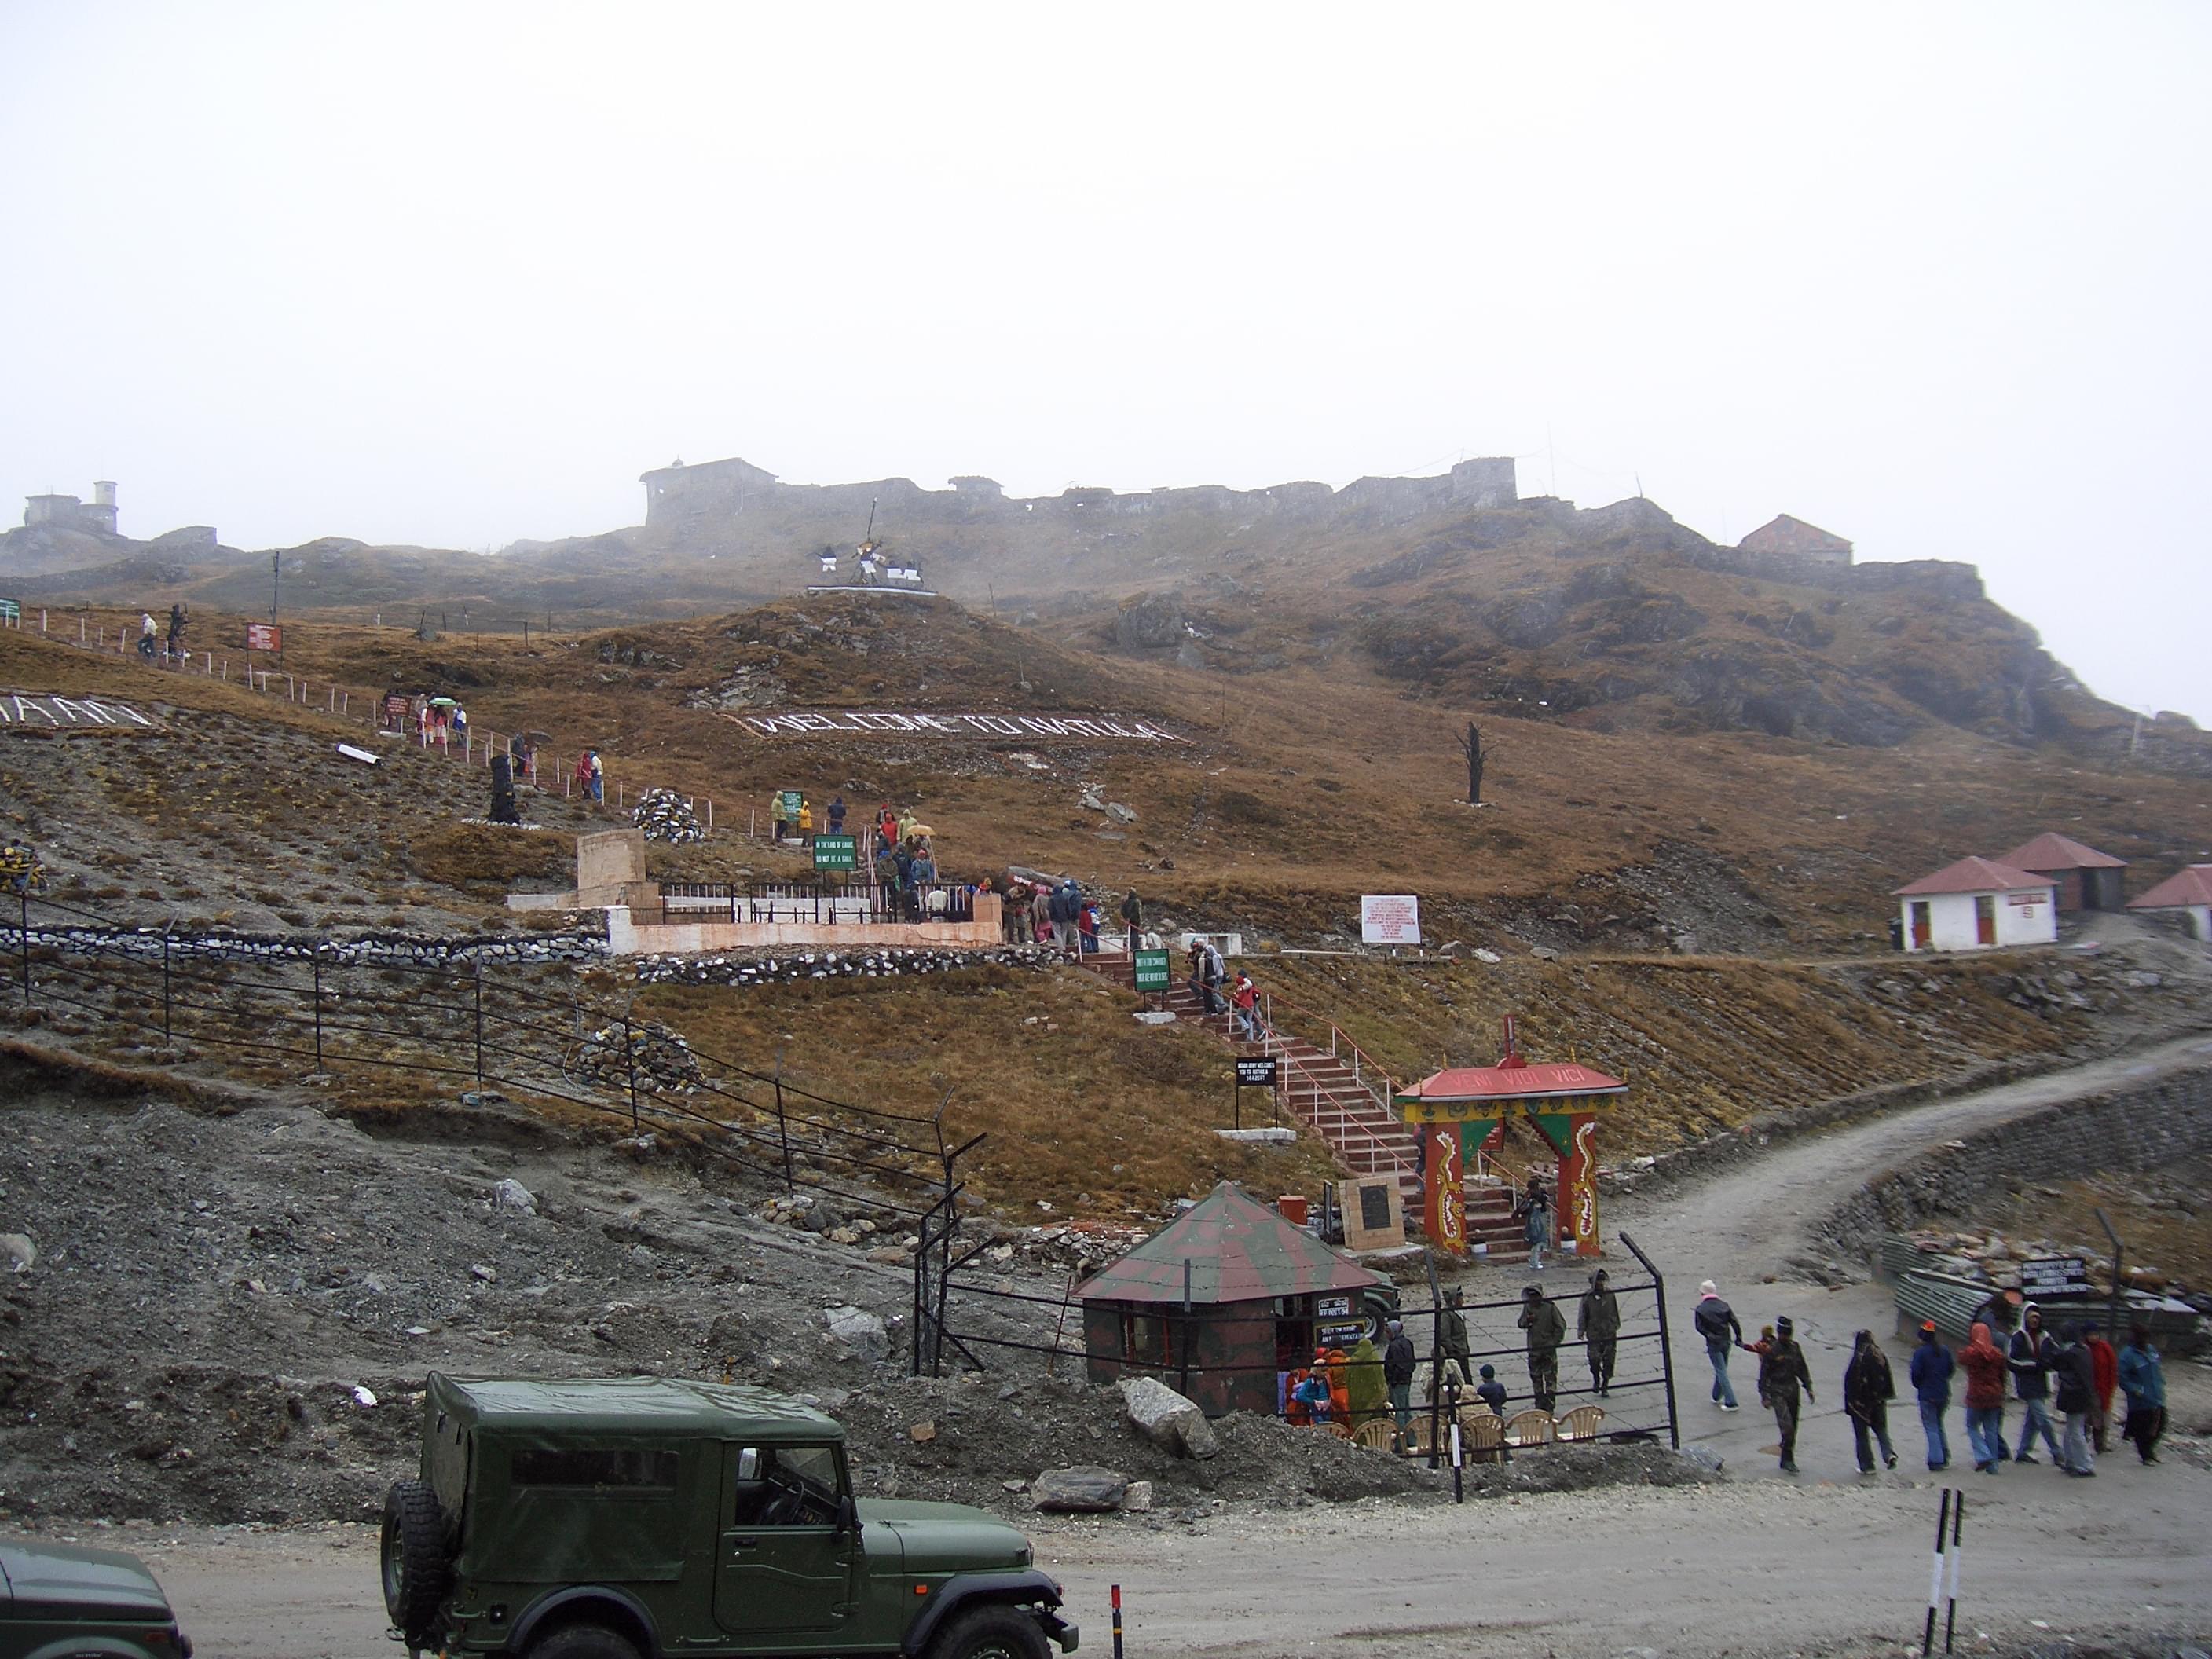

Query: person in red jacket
[[1958, 1321, 2011, 1474], [2085, 1327, 2119, 1453]]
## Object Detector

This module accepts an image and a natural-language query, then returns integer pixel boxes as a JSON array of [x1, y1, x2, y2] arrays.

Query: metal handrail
[[1258, 989, 1398, 1112], [1245, 1013, 1415, 1185]]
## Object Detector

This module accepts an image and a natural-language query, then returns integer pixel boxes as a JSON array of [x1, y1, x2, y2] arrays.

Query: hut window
[[1121, 1311, 1174, 1366]]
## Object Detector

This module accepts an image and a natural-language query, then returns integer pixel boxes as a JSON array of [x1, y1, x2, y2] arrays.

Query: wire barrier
[[914, 1247, 1683, 1452], [5, 890, 976, 1228]]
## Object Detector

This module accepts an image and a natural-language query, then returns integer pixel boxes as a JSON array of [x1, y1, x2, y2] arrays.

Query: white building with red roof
[[1893, 856, 2058, 952], [2125, 865, 2212, 942], [1996, 832, 2129, 912]]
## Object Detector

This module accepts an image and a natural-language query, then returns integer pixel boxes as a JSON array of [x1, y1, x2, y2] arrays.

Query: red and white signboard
[[245, 623, 283, 651], [1361, 893, 1422, 946]]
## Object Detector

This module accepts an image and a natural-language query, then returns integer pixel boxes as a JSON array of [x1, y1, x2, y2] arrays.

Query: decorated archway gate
[[1394, 1016, 1626, 1258]]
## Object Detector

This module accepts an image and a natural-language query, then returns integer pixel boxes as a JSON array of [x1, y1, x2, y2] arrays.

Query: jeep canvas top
[[386, 1372, 1075, 1659]]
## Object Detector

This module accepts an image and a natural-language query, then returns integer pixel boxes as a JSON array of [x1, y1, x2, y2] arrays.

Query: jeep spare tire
[[380, 1478, 454, 1642], [927, 1605, 1051, 1659]]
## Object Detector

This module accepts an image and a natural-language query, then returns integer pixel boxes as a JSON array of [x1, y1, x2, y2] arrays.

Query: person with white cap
[[1692, 1280, 1744, 1411]]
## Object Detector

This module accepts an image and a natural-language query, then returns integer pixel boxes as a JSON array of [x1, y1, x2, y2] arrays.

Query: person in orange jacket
[[2085, 1325, 2119, 1453]]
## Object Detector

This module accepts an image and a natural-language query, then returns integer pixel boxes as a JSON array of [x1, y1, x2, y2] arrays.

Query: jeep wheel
[[926, 1605, 1052, 1659], [529, 1624, 643, 1659], [379, 1479, 453, 1644]]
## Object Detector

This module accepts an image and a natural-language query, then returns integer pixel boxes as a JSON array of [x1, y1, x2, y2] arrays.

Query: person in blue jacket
[[1908, 1320, 1956, 1471], [2117, 1324, 2166, 1465]]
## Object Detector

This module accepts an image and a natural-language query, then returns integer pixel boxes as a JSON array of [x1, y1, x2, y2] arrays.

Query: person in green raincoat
[[1346, 1335, 1388, 1430]]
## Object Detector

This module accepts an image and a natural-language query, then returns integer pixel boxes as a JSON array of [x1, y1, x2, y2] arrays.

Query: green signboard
[[0, 600, 19, 623], [812, 833, 857, 872], [775, 790, 803, 821], [1133, 948, 1171, 992]]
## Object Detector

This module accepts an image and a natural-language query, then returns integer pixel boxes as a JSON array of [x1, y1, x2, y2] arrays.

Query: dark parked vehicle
[[383, 1373, 1075, 1659], [0, 1536, 193, 1657]]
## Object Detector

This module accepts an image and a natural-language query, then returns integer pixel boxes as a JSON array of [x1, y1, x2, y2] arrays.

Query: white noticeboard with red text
[[245, 623, 282, 652], [1360, 893, 1421, 946]]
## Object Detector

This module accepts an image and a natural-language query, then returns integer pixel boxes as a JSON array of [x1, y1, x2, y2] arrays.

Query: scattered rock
[[1031, 1465, 1130, 1513], [1122, 1479, 1153, 1512], [824, 1305, 889, 1363], [907, 1421, 938, 1444], [491, 1179, 537, 1215], [2, 1232, 36, 1273], [1121, 1376, 1220, 1459]]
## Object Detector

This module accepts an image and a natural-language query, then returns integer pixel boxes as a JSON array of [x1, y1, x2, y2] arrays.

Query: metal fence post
[[311, 946, 325, 1071], [162, 928, 173, 1043], [774, 1051, 794, 1192], [473, 958, 485, 1081], [622, 1015, 640, 1133], [1618, 1229, 1679, 1449], [16, 890, 28, 1005]]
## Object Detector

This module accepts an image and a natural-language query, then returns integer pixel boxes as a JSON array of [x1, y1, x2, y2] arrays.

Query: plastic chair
[[1457, 1408, 1507, 1463], [1557, 1404, 1606, 1442], [1324, 1419, 1353, 1439], [1351, 1419, 1397, 1452], [1504, 1408, 1555, 1448]]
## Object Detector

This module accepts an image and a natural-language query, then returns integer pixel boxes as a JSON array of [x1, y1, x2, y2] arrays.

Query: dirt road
[[103, 1032, 2212, 1657]]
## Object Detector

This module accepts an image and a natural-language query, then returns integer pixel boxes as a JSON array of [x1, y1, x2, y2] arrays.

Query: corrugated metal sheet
[[1075, 1182, 1383, 1308]]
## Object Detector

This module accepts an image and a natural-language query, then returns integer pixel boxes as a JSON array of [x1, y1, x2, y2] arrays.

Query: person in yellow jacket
[[798, 799, 813, 844]]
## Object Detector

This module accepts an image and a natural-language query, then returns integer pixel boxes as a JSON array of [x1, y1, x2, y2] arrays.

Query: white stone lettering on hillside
[[0, 693, 161, 731], [724, 709, 1188, 743]]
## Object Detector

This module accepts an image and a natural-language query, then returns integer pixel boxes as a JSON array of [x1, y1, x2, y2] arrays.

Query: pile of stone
[[568, 1019, 705, 1095], [20, 923, 607, 969], [632, 788, 705, 844], [635, 946, 1052, 987]]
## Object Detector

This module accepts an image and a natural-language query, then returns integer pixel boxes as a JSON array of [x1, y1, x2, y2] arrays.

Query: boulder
[[1032, 1466, 1129, 1513], [1123, 1479, 1153, 1513], [492, 1178, 537, 1215], [1120, 1376, 1220, 1459], [824, 1304, 889, 1363], [2, 1233, 35, 1273]]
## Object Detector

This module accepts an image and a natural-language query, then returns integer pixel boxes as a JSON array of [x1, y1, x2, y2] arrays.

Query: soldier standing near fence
[[1518, 1284, 1566, 1413], [1759, 1315, 1815, 1474]]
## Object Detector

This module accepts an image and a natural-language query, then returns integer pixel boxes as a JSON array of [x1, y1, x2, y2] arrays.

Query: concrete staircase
[[1078, 950, 1536, 1262]]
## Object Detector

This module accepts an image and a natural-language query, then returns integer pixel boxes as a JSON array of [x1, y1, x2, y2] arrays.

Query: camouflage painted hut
[[1076, 1181, 1388, 1417]]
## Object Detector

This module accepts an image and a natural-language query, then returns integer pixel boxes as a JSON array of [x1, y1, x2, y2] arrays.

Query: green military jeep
[[0, 1536, 194, 1658], [382, 1375, 1075, 1659]]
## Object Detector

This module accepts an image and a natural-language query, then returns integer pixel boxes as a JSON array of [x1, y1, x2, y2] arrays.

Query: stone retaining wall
[[1817, 1065, 2212, 1257]]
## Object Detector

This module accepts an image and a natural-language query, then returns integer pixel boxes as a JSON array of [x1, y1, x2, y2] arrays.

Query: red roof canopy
[[1075, 1182, 1382, 1307], [2127, 865, 2212, 910], [1997, 833, 2127, 873], [1400, 1060, 1624, 1102], [1892, 856, 2055, 898]]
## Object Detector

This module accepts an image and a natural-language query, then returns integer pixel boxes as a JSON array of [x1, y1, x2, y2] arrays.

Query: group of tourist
[[1695, 1280, 2171, 1477], [1906, 1302, 2169, 1477]]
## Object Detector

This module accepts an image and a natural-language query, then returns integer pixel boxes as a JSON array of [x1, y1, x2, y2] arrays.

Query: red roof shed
[[2127, 866, 2212, 939], [1892, 856, 2054, 898], [1998, 833, 2128, 912]]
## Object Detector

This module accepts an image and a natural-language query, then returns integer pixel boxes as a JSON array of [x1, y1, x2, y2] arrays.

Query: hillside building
[[2126, 865, 2212, 941], [1738, 514, 1851, 566], [1893, 856, 2058, 952], [639, 456, 777, 526], [23, 480, 118, 536], [1997, 831, 2128, 912]]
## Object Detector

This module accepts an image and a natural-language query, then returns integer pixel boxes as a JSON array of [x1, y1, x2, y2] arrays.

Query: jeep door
[[713, 1443, 858, 1638]]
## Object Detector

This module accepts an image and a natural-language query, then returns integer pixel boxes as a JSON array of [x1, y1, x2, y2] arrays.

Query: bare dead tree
[[1457, 721, 1495, 804]]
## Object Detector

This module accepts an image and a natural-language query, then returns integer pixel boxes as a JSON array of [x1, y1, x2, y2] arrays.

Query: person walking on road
[[1518, 1284, 1566, 1414], [1578, 1269, 1620, 1397], [1915, 1320, 1961, 1471], [2008, 1303, 2063, 1464], [2053, 1322, 2098, 1477], [1382, 1319, 1417, 1448], [1694, 1281, 1745, 1411], [1520, 1174, 1553, 1270], [1843, 1329, 1899, 1473], [1758, 1316, 1815, 1474], [2118, 1324, 2166, 1464], [2086, 1325, 2119, 1454], [1959, 1320, 2014, 1474]]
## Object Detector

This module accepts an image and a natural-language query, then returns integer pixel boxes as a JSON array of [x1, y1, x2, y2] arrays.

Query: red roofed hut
[[1077, 1182, 1389, 1416], [1998, 833, 2129, 913], [1893, 856, 2056, 952], [1394, 1016, 1626, 1260], [2126, 865, 2212, 941]]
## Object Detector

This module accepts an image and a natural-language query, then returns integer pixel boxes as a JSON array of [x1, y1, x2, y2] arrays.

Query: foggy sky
[[5, 3, 2208, 719]]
